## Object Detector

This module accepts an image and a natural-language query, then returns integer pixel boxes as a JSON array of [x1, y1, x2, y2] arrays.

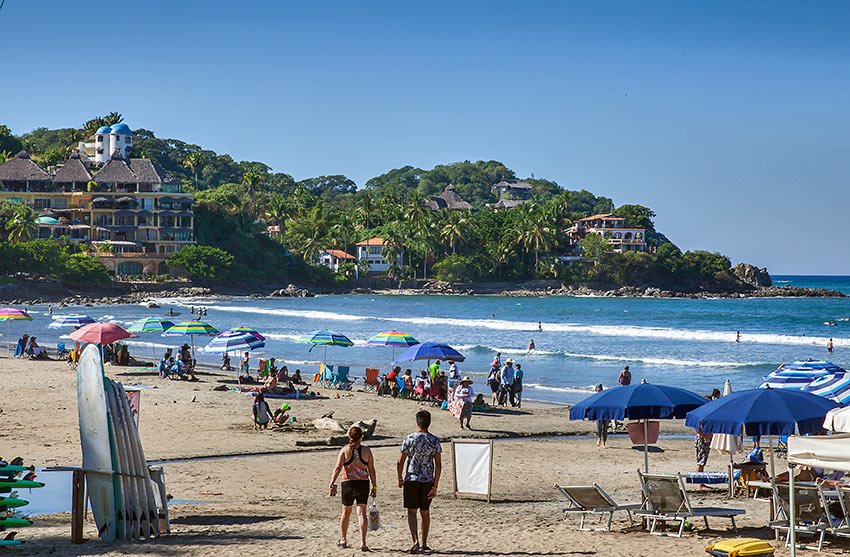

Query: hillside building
[[425, 184, 477, 211], [314, 249, 355, 272], [567, 213, 646, 253], [355, 237, 402, 276]]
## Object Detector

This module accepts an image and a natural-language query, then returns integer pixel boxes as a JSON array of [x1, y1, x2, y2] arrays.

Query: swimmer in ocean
[[537, 321, 542, 332], [528, 338, 535, 351]]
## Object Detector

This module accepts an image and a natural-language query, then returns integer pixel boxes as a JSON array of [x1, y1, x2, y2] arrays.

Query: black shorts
[[489, 381, 500, 394], [341, 480, 370, 506], [403, 480, 434, 510]]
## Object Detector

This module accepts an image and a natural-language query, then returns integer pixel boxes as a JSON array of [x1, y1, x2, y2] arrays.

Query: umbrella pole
[[6, 320, 9, 357], [789, 462, 797, 556], [644, 419, 649, 473], [769, 435, 778, 539]]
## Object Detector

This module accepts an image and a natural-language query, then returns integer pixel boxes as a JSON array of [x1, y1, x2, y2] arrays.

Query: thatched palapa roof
[[425, 184, 477, 211], [92, 156, 181, 186], [52, 151, 92, 184], [0, 150, 51, 182]]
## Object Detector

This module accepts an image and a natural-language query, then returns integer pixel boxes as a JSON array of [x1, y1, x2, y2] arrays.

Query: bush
[[59, 254, 111, 287], [432, 254, 479, 282], [167, 245, 235, 283]]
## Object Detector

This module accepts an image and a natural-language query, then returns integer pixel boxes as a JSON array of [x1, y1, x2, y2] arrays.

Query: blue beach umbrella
[[392, 342, 465, 366], [570, 382, 707, 471], [48, 314, 95, 329], [202, 329, 265, 354], [685, 388, 840, 480], [760, 360, 850, 403]]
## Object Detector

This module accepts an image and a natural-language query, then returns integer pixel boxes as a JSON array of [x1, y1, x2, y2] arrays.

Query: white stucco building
[[314, 249, 355, 272], [78, 123, 134, 164], [355, 238, 402, 276]]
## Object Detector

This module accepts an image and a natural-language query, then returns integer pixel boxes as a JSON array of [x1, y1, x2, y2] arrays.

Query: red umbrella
[[70, 322, 132, 345]]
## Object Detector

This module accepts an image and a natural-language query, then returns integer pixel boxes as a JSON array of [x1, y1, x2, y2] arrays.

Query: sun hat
[[460, 376, 473, 384], [505, 358, 514, 364]]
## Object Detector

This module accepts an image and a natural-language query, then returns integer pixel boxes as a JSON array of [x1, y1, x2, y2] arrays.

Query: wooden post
[[71, 470, 85, 544]]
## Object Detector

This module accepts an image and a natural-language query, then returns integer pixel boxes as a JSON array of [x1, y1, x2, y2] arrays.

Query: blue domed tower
[[108, 123, 133, 160]]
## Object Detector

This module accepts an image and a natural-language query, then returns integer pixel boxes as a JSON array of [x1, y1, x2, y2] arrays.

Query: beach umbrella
[[202, 329, 265, 354], [685, 388, 839, 489], [161, 321, 219, 357], [760, 360, 850, 403], [709, 380, 744, 496], [48, 314, 95, 329], [70, 322, 132, 345], [0, 307, 32, 355], [228, 326, 265, 341], [297, 329, 353, 364], [127, 317, 175, 359], [570, 382, 707, 472], [392, 342, 465, 367], [364, 330, 419, 359]]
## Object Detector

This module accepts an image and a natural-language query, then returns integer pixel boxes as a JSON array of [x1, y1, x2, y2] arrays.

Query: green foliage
[[59, 254, 111, 286], [167, 245, 234, 283], [5, 205, 37, 243], [432, 254, 482, 282], [0, 239, 109, 286], [0, 125, 23, 155], [578, 233, 612, 268]]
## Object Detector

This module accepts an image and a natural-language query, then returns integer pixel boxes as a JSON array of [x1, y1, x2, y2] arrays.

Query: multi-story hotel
[[0, 124, 194, 277], [567, 213, 647, 253]]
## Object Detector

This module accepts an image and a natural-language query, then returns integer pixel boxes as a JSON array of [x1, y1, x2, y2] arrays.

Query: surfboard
[[117, 382, 159, 538], [104, 379, 135, 541], [77, 344, 121, 542], [0, 480, 43, 491], [0, 465, 33, 476], [0, 517, 32, 528], [0, 540, 23, 546], [0, 497, 28, 509]]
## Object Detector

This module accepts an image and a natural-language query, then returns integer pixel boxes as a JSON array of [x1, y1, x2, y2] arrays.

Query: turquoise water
[[10, 276, 850, 405]]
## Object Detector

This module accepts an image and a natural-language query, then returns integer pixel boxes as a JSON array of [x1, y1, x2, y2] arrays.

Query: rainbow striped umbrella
[[228, 326, 265, 341], [297, 329, 353, 363], [161, 321, 219, 356], [202, 329, 265, 354], [0, 307, 32, 354], [364, 330, 419, 359]]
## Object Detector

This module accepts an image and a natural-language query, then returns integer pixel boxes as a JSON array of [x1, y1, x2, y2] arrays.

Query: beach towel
[[684, 470, 742, 485]]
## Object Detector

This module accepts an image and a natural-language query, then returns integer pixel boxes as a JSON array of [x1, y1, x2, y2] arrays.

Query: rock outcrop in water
[[732, 263, 772, 287]]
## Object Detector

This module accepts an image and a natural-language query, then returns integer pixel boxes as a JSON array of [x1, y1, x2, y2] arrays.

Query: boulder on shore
[[732, 263, 772, 287], [270, 284, 314, 298]]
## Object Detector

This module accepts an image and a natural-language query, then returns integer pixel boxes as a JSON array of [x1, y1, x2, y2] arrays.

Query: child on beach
[[252, 393, 273, 430]]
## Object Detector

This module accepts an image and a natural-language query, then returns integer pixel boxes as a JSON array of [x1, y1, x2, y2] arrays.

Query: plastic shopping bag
[[367, 497, 381, 531]]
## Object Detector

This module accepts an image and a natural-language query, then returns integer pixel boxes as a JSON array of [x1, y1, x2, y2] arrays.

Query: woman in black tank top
[[329, 426, 377, 551]]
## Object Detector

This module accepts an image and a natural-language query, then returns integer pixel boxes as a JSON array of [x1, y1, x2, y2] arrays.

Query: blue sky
[[2, 1, 849, 274]]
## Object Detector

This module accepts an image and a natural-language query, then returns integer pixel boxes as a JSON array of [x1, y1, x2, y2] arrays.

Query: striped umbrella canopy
[[161, 321, 220, 356], [365, 330, 419, 360], [297, 329, 353, 363], [127, 317, 175, 333], [0, 307, 33, 354], [760, 360, 850, 403], [202, 329, 265, 354], [228, 326, 266, 341], [48, 314, 95, 329]]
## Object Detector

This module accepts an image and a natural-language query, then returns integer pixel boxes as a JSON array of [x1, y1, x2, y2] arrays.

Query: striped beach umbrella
[[48, 314, 95, 329], [228, 326, 265, 341], [760, 360, 850, 403], [297, 329, 353, 363], [162, 321, 219, 356], [364, 330, 419, 359], [127, 317, 175, 359], [0, 307, 32, 354], [202, 329, 265, 354]]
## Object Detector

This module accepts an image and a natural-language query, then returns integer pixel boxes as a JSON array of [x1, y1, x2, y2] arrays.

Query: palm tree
[[302, 226, 326, 263], [356, 191, 374, 231], [6, 205, 37, 242], [0, 151, 11, 164], [331, 214, 354, 256], [440, 209, 470, 254], [241, 170, 264, 213], [183, 151, 208, 190]]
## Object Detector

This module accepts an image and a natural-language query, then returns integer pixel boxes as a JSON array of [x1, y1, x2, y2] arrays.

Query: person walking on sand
[[499, 359, 515, 406], [594, 384, 609, 448], [828, 338, 834, 353], [398, 410, 441, 554], [618, 365, 631, 386], [329, 425, 377, 551], [451, 376, 475, 429], [694, 425, 712, 490]]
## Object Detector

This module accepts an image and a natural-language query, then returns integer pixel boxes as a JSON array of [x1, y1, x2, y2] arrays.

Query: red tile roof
[[577, 213, 625, 222], [356, 237, 387, 246], [324, 249, 355, 259]]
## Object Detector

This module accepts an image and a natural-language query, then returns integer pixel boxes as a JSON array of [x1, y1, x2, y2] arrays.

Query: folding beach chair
[[56, 342, 67, 358], [832, 485, 850, 539], [396, 375, 408, 398], [319, 364, 334, 388], [554, 483, 640, 531], [636, 471, 745, 537], [363, 368, 380, 392], [770, 482, 831, 551], [257, 359, 268, 379], [334, 366, 353, 390]]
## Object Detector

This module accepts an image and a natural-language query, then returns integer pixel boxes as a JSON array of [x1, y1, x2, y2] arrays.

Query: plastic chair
[[257, 359, 268, 379], [320, 364, 334, 388], [335, 366, 353, 390]]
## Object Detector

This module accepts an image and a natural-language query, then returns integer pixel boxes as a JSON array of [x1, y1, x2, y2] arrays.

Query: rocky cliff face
[[732, 263, 772, 287]]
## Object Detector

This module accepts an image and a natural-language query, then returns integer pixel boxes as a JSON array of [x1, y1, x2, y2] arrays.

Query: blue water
[[8, 276, 850, 405]]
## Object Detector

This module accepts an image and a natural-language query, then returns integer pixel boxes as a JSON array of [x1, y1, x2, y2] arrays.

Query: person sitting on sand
[[403, 369, 414, 394], [273, 403, 291, 424], [267, 358, 278, 377], [472, 393, 489, 410], [116, 345, 130, 366], [27, 337, 51, 360], [179, 344, 192, 365], [252, 393, 273, 430], [220, 353, 234, 371], [256, 371, 281, 394], [414, 370, 430, 400], [292, 369, 305, 384], [160, 350, 175, 378], [277, 364, 289, 382]]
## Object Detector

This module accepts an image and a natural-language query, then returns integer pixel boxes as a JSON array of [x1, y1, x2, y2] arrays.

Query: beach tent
[[823, 406, 850, 433], [570, 382, 707, 472], [787, 434, 850, 555]]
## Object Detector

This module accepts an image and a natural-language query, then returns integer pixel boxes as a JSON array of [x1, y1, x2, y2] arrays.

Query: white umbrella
[[709, 379, 744, 496]]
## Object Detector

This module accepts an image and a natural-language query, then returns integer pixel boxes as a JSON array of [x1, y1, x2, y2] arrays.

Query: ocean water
[[10, 275, 850, 406]]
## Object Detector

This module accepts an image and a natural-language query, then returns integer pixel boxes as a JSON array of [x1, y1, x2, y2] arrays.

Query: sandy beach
[[3, 357, 847, 556]]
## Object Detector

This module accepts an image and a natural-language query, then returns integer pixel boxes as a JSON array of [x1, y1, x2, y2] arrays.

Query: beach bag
[[367, 497, 381, 531]]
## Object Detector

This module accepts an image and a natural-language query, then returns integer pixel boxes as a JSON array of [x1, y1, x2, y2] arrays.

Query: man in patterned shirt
[[397, 410, 442, 554]]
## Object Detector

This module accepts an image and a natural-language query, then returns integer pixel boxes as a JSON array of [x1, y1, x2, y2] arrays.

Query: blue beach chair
[[396, 375, 408, 398], [334, 366, 353, 390], [320, 364, 335, 388]]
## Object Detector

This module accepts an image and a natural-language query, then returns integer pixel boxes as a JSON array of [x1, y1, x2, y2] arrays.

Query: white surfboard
[[117, 382, 159, 538], [112, 379, 152, 539], [76, 344, 121, 542], [105, 379, 137, 540]]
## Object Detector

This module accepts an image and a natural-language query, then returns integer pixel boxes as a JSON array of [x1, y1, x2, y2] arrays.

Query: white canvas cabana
[[786, 434, 850, 555], [823, 407, 850, 433]]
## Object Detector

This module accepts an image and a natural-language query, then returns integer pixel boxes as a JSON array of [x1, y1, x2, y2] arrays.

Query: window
[[95, 214, 112, 226], [117, 262, 144, 276], [624, 233, 632, 240], [97, 135, 103, 142], [158, 261, 168, 275]]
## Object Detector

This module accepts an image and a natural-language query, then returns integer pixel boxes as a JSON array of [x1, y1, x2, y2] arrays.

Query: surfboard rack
[[43, 465, 169, 544]]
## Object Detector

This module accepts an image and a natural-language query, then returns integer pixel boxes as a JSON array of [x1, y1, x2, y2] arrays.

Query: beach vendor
[[252, 393, 273, 430], [329, 425, 377, 552], [451, 376, 474, 429], [398, 410, 441, 555]]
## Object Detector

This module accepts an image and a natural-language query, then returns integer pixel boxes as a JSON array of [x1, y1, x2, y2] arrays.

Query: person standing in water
[[828, 338, 834, 353], [736, 331, 741, 343], [618, 365, 632, 386], [528, 338, 535, 351], [537, 321, 542, 332]]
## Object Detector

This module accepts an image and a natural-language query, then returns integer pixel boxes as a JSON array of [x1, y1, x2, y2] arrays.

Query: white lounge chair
[[770, 482, 832, 551], [636, 471, 745, 537], [553, 483, 640, 531]]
